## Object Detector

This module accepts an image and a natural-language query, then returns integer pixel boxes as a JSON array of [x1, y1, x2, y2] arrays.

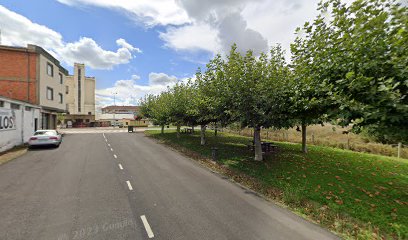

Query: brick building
[[0, 44, 68, 129]]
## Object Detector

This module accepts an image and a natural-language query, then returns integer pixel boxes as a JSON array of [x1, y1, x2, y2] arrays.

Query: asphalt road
[[0, 132, 339, 240]]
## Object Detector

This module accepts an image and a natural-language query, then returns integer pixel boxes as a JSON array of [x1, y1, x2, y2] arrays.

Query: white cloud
[[242, 0, 320, 58], [160, 0, 268, 55], [58, 37, 138, 69], [159, 23, 220, 53], [0, 5, 141, 70], [95, 72, 185, 108], [0, 5, 63, 48], [149, 72, 178, 86], [218, 11, 268, 55], [55, 0, 270, 55], [116, 38, 142, 53], [57, 0, 190, 26], [55, 0, 325, 57], [131, 74, 140, 80], [176, 0, 258, 21]]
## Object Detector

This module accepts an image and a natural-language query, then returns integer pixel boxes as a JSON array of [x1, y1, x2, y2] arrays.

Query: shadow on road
[[28, 145, 59, 151]]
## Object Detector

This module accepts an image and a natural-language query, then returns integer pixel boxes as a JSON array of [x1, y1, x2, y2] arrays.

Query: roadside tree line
[[141, 0, 407, 161]]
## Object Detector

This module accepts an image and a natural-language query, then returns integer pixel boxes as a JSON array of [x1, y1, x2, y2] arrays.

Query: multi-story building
[[64, 63, 96, 126], [0, 44, 68, 129]]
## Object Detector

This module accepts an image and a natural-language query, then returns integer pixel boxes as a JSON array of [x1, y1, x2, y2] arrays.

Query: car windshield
[[34, 131, 56, 136]]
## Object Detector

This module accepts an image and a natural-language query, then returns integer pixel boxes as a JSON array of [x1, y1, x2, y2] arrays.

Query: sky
[[0, 0, 323, 109]]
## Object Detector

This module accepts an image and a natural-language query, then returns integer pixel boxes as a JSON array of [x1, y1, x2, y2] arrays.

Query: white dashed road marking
[[126, 181, 133, 190], [141, 215, 155, 238], [118, 164, 123, 170], [108, 144, 111, 147], [114, 154, 117, 159], [110, 148, 113, 152]]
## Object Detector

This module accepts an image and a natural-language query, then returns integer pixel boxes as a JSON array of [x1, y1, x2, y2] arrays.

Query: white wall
[[65, 64, 95, 115], [84, 77, 95, 115], [96, 113, 135, 121], [0, 97, 41, 152]]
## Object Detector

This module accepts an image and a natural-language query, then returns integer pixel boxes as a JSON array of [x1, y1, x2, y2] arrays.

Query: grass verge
[[0, 145, 27, 165], [145, 130, 407, 240]]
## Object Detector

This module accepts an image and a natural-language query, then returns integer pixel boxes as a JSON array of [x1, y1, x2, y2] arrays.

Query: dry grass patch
[[0, 146, 27, 165]]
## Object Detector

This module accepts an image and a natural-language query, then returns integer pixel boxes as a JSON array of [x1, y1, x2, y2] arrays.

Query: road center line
[[110, 148, 113, 152], [113, 154, 117, 159], [126, 181, 133, 190], [118, 164, 123, 170], [140, 215, 154, 238], [108, 143, 111, 147]]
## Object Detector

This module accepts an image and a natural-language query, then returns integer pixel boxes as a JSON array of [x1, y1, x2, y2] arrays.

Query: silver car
[[28, 130, 62, 148]]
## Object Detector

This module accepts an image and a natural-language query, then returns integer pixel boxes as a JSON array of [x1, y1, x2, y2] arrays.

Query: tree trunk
[[192, 125, 195, 133], [200, 125, 206, 145], [254, 127, 263, 161], [176, 124, 181, 139], [214, 124, 218, 137], [161, 125, 164, 134], [302, 124, 307, 153]]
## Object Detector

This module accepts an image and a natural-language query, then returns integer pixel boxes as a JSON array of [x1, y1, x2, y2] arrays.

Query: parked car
[[28, 130, 62, 148]]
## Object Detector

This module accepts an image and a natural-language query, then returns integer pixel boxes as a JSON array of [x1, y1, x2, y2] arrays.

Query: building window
[[59, 93, 63, 103], [10, 103, 20, 109], [66, 86, 69, 94], [88, 112, 91, 115], [59, 73, 63, 84], [47, 87, 54, 100], [25, 106, 32, 111], [47, 63, 53, 76], [78, 68, 81, 112], [0, 101, 4, 107]]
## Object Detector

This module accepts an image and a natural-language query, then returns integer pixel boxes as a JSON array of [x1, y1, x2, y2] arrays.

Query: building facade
[[0, 96, 41, 152], [98, 106, 141, 126], [0, 44, 68, 129], [64, 63, 96, 126], [101, 105, 140, 114]]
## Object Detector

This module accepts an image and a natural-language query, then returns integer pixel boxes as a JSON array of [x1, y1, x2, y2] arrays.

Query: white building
[[0, 96, 41, 152], [64, 63, 96, 126]]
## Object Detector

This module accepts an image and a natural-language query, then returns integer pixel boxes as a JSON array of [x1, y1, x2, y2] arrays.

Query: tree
[[167, 83, 190, 138], [225, 45, 293, 161], [294, 0, 408, 144], [190, 69, 215, 145], [140, 93, 171, 134], [57, 113, 65, 126], [290, 22, 337, 153]]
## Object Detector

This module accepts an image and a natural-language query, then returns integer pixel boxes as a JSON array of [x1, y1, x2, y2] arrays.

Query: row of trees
[[141, 0, 407, 161]]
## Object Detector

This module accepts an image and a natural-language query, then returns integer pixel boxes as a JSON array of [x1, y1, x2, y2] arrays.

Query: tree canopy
[[140, 0, 408, 160]]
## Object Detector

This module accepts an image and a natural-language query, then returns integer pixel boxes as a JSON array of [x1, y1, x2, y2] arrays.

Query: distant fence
[[219, 126, 408, 160]]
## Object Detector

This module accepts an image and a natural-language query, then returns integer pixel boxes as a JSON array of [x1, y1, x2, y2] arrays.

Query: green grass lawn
[[146, 130, 408, 240]]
